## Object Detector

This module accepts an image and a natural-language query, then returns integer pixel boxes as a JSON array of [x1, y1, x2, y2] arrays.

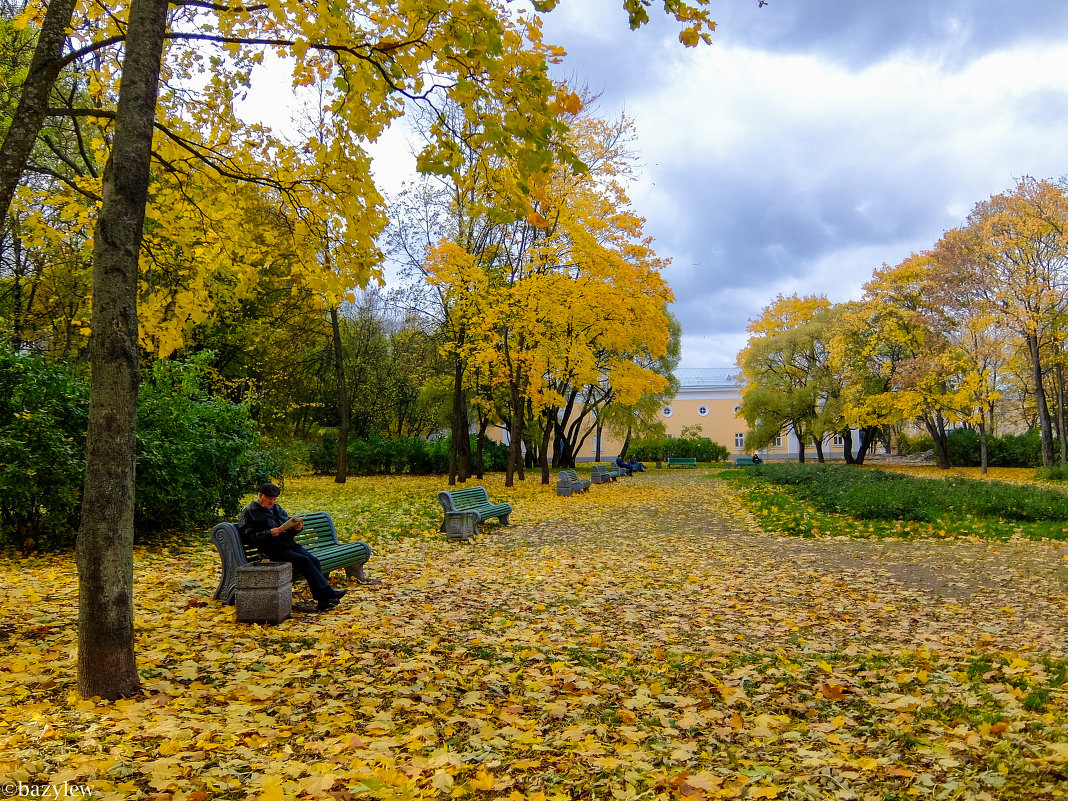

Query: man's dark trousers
[[261, 540, 333, 601]]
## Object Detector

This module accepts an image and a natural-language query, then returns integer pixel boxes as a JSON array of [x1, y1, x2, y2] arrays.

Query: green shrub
[[0, 349, 261, 550], [747, 461, 1068, 524], [308, 430, 339, 474], [0, 347, 88, 551], [630, 435, 729, 463], [135, 356, 260, 532]]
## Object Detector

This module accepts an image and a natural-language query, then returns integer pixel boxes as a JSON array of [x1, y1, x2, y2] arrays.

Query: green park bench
[[732, 456, 758, 467], [437, 486, 512, 540], [591, 463, 621, 484], [557, 468, 592, 496], [211, 511, 372, 605], [667, 457, 697, 468]]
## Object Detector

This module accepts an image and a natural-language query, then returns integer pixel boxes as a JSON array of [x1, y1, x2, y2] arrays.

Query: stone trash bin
[[235, 561, 292, 624], [556, 479, 572, 497], [445, 511, 479, 542]]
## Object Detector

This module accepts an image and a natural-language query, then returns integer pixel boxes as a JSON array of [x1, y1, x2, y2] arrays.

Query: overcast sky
[[530, 0, 1068, 368]]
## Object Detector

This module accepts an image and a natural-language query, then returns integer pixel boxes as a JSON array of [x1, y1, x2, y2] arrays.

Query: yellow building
[[574, 367, 859, 462]]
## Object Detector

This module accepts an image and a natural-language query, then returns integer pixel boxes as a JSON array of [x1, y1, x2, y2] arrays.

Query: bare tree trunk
[[506, 384, 525, 486], [0, 0, 79, 222], [1056, 361, 1067, 465], [1028, 333, 1056, 468], [330, 306, 349, 483], [76, 0, 169, 700], [979, 419, 989, 475], [842, 429, 855, 465], [795, 429, 805, 463], [812, 436, 825, 463]]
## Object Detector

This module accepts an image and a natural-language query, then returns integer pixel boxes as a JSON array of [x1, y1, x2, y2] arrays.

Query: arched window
[[662, 406, 674, 418]]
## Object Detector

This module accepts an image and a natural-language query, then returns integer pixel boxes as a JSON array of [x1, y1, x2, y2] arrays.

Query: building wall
[[570, 368, 861, 462]]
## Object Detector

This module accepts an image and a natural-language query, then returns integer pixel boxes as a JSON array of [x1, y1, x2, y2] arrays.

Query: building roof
[[674, 367, 741, 389]]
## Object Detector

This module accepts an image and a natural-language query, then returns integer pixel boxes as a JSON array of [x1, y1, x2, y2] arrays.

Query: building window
[[734, 433, 745, 449], [773, 435, 782, 448], [832, 435, 844, 446], [733, 405, 742, 414], [662, 406, 674, 418], [698, 405, 709, 416]]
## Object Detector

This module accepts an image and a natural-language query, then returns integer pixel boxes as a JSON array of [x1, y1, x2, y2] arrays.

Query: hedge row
[[307, 432, 511, 475]]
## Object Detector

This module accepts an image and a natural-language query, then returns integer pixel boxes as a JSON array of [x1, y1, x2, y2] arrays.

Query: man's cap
[[259, 482, 281, 497]]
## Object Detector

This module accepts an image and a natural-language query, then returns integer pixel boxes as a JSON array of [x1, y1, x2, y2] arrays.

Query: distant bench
[[591, 463, 621, 484], [732, 456, 759, 467], [558, 469, 591, 496], [437, 486, 512, 540], [211, 511, 372, 605], [667, 457, 697, 468]]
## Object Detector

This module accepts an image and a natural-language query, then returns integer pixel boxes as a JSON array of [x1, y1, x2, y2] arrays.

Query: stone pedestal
[[556, 480, 572, 497], [445, 512, 479, 541], [236, 561, 292, 624]]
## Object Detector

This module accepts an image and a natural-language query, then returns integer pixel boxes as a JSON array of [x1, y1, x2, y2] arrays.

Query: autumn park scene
[[1, 0, 1068, 799]]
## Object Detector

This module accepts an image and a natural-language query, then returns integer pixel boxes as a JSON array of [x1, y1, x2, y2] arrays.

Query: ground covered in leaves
[[1, 469, 1066, 800]]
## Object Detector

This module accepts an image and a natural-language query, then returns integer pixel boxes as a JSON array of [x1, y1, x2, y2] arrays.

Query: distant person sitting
[[614, 454, 634, 476], [628, 455, 646, 472], [751, 454, 762, 464], [237, 482, 347, 612]]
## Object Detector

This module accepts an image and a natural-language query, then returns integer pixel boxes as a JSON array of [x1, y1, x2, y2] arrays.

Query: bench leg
[[345, 564, 381, 585]]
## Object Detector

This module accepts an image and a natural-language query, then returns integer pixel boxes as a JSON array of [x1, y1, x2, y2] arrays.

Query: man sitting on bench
[[237, 482, 347, 611]]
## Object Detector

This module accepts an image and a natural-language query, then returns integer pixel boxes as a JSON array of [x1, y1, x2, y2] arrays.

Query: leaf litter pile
[[1, 470, 1066, 800]]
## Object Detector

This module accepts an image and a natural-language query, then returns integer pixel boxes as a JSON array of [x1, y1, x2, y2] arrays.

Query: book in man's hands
[[277, 515, 304, 533]]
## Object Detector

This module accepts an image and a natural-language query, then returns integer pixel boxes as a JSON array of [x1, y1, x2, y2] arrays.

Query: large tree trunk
[[812, 435, 825, 463], [979, 419, 989, 475], [0, 0, 79, 223], [76, 0, 169, 700], [1027, 333, 1056, 468], [330, 306, 349, 483], [923, 410, 951, 469], [506, 384, 525, 486], [842, 429, 855, 465], [448, 357, 468, 485], [795, 429, 805, 463]]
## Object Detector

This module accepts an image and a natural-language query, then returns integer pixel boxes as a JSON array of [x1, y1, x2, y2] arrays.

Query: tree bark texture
[[0, 0, 79, 223], [76, 0, 169, 700], [1027, 333, 1056, 468]]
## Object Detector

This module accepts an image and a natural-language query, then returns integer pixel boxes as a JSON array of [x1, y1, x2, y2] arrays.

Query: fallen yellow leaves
[[0, 470, 1065, 800]]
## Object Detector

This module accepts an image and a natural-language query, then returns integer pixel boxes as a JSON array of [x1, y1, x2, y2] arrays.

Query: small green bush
[[135, 356, 260, 532], [0, 347, 88, 551]]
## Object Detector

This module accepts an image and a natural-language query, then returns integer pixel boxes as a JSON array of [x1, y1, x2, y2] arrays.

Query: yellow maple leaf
[[470, 769, 495, 791], [750, 785, 783, 799]]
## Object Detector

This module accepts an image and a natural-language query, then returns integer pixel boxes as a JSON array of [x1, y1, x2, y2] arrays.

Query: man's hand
[[292, 518, 304, 532]]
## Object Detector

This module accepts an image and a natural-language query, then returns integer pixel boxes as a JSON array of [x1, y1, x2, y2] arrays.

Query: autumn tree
[[738, 294, 835, 462], [962, 177, 1068, 468]]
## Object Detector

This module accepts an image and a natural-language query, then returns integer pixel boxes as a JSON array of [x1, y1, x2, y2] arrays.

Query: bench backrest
[[293, 511, 340, 550], [439, 486, 492, 512], [559, 469, 579, 481]]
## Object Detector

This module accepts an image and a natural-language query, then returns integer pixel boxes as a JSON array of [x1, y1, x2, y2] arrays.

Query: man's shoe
[[331, 589, 348, 600], [316, 597, 340, 611]]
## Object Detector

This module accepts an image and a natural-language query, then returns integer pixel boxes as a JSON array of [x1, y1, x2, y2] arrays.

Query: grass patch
[[721, 462, 1068, 540]]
